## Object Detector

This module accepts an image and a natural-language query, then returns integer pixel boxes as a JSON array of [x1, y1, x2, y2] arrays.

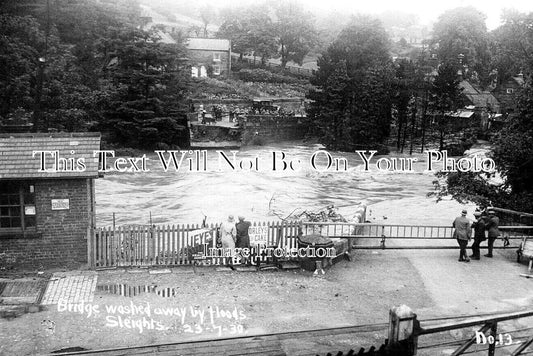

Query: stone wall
[[241, 115, 308, 142], [0, 179, 92, 269], [190, 115, 309, 145]]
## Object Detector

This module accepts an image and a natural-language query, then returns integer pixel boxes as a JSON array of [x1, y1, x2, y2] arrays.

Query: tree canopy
[[490, 9, 533, 83], [271, 2, 318, 68], [0, 0, 190, 149], [307, 16, 393, 152], [431, 7, 491, 86]]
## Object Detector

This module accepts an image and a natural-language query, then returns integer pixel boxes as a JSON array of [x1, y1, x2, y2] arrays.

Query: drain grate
[[0, 280, 47, 304]]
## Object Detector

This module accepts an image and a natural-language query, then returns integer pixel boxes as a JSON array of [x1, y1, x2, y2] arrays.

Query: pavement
[[40, 271, 97, 305], [1, 240, 532, 355]]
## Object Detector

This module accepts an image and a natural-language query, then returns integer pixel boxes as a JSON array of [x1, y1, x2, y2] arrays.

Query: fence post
[[488, 322, 497, 356], [387, 305, 418, 355]]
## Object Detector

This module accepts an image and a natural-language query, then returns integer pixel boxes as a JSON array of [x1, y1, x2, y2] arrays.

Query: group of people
[[219, 215, 251, 263], [453, 208, 500, 262]]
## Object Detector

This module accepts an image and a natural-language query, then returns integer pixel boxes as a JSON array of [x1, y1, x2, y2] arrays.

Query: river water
[[95, 142, 449, 227]]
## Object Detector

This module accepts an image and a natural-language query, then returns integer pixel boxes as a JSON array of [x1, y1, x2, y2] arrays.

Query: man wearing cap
[[453, 209, 472, 262], [470, 210, 487, 260], [485, 209, 500, 257]]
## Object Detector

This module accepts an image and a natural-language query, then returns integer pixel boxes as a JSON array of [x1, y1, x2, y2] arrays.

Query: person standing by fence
[[453, 210, 471, 262], [220, 215, 237, 264], [470, 210, 486, 260], [485, 209, 500, 257], [235, 216, 251, 265]]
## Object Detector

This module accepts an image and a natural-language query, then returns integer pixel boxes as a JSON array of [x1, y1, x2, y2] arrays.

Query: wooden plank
[[95, 227, 101, 267], [419, 310, 533, 335], [158, 225, 163, 265], [152, 225, 157, 265], [167, 224, 172, 266], [124, 226, 129, 266], [162, 225, 167, 266], [178, 224, 184, 265], [104, 228, 109, 267], [134, 226, 139, 266], [186, 224, 190, 265], [171, 225, 176, 266], [143, 225, 148, 266], [130, 226, 136, 266]]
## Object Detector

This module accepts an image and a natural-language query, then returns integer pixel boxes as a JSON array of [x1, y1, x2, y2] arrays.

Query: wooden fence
[[90, 221, 303, 268]]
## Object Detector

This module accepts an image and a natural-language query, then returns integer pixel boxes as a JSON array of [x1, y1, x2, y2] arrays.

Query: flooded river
[[95, 142, 445, 227]]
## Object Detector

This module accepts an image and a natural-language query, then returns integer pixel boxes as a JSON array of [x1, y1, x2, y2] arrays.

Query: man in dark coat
[[235, 216, 251, 264], [453, 209, 471, 262], [485, 209, 500, 257], [470, 211, 486, 260]]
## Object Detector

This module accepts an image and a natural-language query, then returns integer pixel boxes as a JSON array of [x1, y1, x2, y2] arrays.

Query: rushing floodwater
[[95, 142, 443, 227]]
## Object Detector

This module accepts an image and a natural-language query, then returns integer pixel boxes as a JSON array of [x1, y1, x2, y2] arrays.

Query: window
[[213, 53, 221, 62], [0, 182, 36, 235], [213, 65, 221, 76], [506, 88, 514, 94]]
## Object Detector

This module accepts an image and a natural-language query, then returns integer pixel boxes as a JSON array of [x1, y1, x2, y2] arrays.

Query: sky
[[204, 0, 533, 30]]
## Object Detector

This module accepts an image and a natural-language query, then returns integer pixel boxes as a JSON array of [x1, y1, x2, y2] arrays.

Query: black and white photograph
[[1, 0, 533, 355]]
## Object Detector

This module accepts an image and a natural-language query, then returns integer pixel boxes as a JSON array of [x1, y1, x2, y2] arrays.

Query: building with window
[[492, 74, 525, 119], [0, 133, 101, 269], [186, 38, 231, 78]]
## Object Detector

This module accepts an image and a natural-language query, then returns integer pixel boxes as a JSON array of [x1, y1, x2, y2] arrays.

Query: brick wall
[[188, 49, 230, 77], [0, 179, 91, 269]]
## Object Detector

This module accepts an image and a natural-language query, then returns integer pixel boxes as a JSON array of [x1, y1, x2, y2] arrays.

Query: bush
[[237, 69, 302, 84]]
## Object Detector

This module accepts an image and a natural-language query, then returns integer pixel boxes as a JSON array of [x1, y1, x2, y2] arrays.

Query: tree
[[102, 28, 190, 149], [431, 7, 491, 87], [307, 16, 393, 152], [429, 62, 463, 151], [199, 5, 216, 38], [271, 2, 318, 68], [392, 59, 418, 152], [490, 10, 533, 83], [0, 14, 45, 118], [217, 5, 277, 64], [0, 0, 191, 149]]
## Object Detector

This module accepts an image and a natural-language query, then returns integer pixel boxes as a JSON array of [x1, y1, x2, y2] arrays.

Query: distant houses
[[443, 74, 527, 132]]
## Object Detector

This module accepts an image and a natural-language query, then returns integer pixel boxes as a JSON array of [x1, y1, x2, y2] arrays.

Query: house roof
[[186, 38, 230, 51], [449, 110, 475, 118], [0, 132, 101, 179], [460, 81, 499, 111], [156, 30, 176, 44]]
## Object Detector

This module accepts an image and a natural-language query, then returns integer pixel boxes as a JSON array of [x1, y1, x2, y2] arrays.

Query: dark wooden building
[[0, 133, 101, 269]]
